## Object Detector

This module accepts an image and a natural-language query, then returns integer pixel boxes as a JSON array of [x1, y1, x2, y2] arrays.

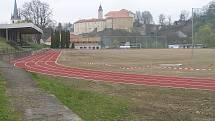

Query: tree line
[[194, 1, 215, 47], [134, 10, 190, 27]]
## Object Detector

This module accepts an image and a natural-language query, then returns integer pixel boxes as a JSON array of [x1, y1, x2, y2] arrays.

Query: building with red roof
[[74, 5, 134, 35], [105, 9, 134, 18]]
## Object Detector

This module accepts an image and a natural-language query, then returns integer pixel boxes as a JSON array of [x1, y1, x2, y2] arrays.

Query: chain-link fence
[[101, 36, 167, 49], [192, 7, 215, 48], [0, 48, 32, 62]]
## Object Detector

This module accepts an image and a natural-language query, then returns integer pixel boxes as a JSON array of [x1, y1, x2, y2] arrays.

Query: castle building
[[74, 5, 134, 35], [11, 0, 21, 24]]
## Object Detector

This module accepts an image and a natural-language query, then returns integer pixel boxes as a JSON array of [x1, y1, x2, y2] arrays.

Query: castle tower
[[98, 4, 103, 19], [11, 0, 21, 23]]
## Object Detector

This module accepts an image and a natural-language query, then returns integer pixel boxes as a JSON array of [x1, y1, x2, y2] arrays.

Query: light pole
[[191, 8, 194, 59], [191, 7, 201, 59]]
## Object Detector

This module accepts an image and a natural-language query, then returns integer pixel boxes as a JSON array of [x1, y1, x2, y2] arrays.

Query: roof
[[105, 9, 132, 18], [75, 18, 105, 24], [0, 23, 43, 34]]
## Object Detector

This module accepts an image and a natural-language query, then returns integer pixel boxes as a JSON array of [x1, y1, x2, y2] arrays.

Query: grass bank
[[32, 73, 134, 121], [0, 37, 16, 53], [28, 42, 49, 50], [0, 74, 20, 121]]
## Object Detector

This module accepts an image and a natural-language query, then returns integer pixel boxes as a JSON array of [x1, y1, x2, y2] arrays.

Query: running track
[[12, 50, 215, 91]]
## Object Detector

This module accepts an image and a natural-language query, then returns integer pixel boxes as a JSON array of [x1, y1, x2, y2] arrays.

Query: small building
[[0, 0, 43, 46], [70, 33, 101, 50], [0, 23, 43, 45]]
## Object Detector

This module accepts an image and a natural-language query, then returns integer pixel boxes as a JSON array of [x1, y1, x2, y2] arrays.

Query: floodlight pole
[[191, 8, 194, 59]]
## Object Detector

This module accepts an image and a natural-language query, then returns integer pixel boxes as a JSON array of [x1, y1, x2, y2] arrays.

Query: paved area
[[0, 61, 83, 121], [13, 50, 215, 90]]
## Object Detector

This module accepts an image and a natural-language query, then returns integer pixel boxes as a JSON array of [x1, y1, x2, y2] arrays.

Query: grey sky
[[0, 0, 213, 24]]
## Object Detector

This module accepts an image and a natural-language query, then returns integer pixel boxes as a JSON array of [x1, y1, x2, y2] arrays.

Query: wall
[[74, 20, 105, 35], [106, 17, 133, 32], [74, 17, 134, 35]]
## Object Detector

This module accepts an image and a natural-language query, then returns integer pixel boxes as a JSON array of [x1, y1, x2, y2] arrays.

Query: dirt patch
[[58, 49, 215, 78]]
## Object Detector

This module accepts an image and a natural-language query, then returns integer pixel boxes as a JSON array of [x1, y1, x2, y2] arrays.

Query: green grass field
[[59, 49, 215, 78], [32, 73, 215, 121], [32, 73, 135, 121], [0, 74, 20, 121]]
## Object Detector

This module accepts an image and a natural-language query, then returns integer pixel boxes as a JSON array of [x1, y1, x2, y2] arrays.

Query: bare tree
[[167, 15, 172, 26], [135, 11, 154, 25], [158, 14, 166, 26], [20, 0, 52, 30], [135, 11, 142, 22], [142, 11, 154, 24], [179, 10, 190, 21]]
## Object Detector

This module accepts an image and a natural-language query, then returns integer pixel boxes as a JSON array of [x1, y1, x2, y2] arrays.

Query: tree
[[195, 23, 215, 47], [135, 11, 142, 22], [65, 31, 71, 48], [179, 10, 190, 21], [55, 30, 60, 48], [135, 11, 154, 25], [167, 15, 172, 26], [60, 31, 65, 48], [142, 11, 154, 24], [20, 0, 52, 30], [50, 30, 55, 48], [158, 14, 166, 26]]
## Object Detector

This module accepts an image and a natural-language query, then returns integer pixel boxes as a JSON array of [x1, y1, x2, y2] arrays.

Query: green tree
[[55, 30, 60, 48], [60, 31, 65, 48], [65, 31, 71, 48], [195, 24, 215, 47], [50, 30, 55, 48]]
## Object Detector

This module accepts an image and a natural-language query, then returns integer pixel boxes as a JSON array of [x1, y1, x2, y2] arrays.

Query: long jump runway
[[12, 50, 215, 91]]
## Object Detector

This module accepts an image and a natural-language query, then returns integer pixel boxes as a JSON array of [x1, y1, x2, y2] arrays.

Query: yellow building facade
[[74, 19, 106, 35], [74, 9, 134, 35]]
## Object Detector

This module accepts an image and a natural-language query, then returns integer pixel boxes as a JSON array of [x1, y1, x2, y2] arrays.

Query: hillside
[[0, 38, 15, 53]]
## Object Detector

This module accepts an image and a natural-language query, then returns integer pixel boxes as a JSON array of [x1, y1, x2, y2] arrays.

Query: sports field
[[59, 49, 215, 78], [12, 49, 215, 90], [11, 49, 215, 120]]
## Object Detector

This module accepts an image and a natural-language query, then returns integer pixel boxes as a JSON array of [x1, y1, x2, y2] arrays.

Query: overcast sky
[[0, 0, 213, 24]]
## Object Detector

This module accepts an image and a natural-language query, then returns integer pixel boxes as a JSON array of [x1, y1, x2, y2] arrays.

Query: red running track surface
[[12, 50, 215, 91]]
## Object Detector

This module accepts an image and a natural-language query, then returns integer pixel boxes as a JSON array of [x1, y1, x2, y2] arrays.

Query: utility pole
[[191, 8, 194, 59]]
